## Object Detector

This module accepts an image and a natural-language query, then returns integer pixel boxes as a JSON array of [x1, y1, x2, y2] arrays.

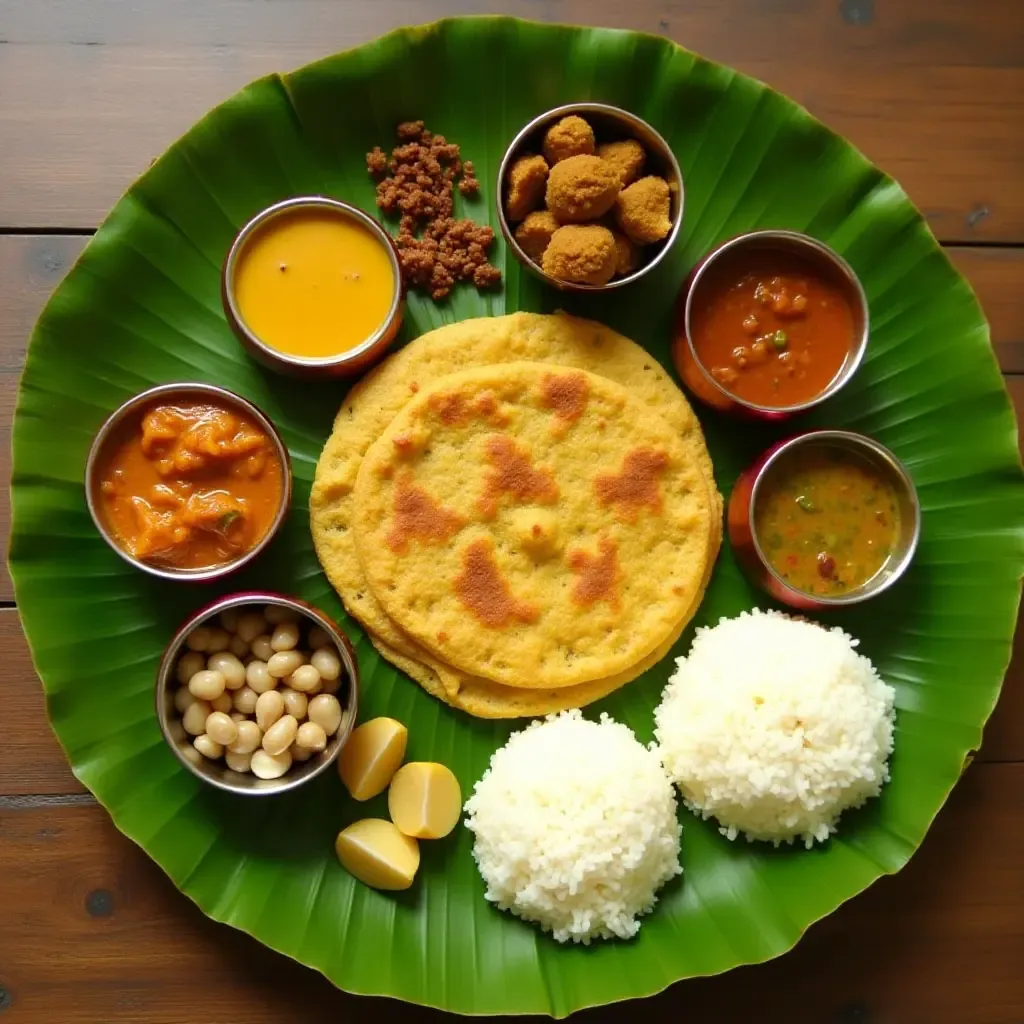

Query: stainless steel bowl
[[155, 592, 359, 796], [496, 102, 684, 292], [222, 196, 404, 378], [728, 430, 921, 610], [84, 382, 292, 583], [673, 230, 869, 418]]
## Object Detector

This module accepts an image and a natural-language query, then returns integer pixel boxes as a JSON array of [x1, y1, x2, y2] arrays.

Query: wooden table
[[1, 2, 1021, 1021]]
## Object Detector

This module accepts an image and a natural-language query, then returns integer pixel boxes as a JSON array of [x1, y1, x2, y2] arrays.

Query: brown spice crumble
[[366, 121, 500, 300]]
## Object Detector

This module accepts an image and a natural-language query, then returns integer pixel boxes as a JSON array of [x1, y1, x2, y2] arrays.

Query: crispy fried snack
[[546, 155, 622, 224], [615, 176, 672, 244], [597, 139, 646, 187], [611, 230, 640, 277], [515, 210, 561, 261], [506, 154, 549, 222], [541, 224, 618, 285], [542, 115, 596, 164]]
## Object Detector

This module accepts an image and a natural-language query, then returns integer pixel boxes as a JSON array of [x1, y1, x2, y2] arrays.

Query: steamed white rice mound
[[654, 609, 895, 849], [464, 710, 681, 944]]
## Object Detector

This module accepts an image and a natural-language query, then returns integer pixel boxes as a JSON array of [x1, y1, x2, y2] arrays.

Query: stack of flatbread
[[310, 313, 721, 718]]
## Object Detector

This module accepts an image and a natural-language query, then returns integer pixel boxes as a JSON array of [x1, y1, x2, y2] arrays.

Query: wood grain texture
[[0, 235, 87, 601], [0, 762, 1020, 1023], [0, 0, 1022, 239]]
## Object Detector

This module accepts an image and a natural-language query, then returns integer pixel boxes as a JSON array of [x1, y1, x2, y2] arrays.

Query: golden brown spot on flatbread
[[594, 447, 669, 521], [409, 381, 420, 394], [392, 434, 415, 455], [428, 390, 468, 425], [541, 371, 589, 425], [471, 390, 510, 425], [477, 434, 559, 518], [567, 535, 621, 610], [454, 538, 538, 628], [386, 472, 464, 553]]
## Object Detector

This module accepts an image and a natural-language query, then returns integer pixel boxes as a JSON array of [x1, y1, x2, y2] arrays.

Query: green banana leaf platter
[[10, 16, 1024, 1017]]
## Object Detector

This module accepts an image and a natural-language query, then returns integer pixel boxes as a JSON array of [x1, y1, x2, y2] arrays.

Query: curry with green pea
[[754, 446, 901, 596]]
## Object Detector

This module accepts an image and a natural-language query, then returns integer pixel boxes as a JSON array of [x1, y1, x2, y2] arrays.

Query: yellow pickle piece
[[335, 818, 420, 891], [388, 762, 463, 839], [338, 716, 408, 801]]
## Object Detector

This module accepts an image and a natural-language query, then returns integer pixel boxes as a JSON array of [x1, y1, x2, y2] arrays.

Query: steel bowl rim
[[682, 229, 870, 414], [495, 101, 684, 292], [155, 591, 359, 796], [748, 429, 921, 607], [222, 195, 403, 369], [84, 382, 293, 582]]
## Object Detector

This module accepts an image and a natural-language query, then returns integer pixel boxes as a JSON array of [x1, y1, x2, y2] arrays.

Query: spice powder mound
[[367, 121, 502, 300]]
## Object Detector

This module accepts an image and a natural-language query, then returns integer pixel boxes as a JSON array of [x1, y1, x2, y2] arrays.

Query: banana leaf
[[10, 16, 1023, 1017]]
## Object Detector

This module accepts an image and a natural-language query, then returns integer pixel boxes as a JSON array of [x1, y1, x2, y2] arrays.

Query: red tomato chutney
[[753, 446, 900, 597], [97, 401, 283, 569], [690, 249, 855, 408]]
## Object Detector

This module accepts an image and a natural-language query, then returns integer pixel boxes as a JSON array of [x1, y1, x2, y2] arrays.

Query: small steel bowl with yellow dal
[[223, 196, 403, 377]]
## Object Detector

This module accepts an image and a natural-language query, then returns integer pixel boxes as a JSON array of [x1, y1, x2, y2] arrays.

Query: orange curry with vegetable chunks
[[754, 446, 901, 597], [690, 250, 855, 408], [97, 399, 283, 569]]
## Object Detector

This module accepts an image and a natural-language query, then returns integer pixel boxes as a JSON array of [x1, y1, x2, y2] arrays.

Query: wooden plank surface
[[1, 0, 1022, 240], [1, 762, 1020, 1023]]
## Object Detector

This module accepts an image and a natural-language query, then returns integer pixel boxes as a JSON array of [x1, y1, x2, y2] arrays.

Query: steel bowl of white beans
[[156, 592, 359, 795]]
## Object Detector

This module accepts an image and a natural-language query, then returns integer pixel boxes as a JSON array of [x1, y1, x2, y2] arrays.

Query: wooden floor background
[[1, 2, 1021, 1021]]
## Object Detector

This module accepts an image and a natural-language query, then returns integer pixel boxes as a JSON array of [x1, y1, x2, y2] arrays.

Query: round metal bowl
[[672, 230, 869, 419], [84, 382, 292, 582], [222, 195, 404, 378], [496, 102, 684, 292], [728, 430, 921, 610], [155, 592, 359, 796]]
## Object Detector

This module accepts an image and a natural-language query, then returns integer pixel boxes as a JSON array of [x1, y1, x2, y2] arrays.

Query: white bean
[[228, 635, 250, 659], [251, 634, 275, 662], [319, 675, 341, 695], [307, 625, 330, 650], [210, 692, 234, 714], [264, 603, 300, 625], [194, 734, 224, 760], [307, 694, 343, 736], [182, 700, 212, 736], [173, 687, 196, 714], [311, 647, 341, 682], [176, 651, 206, 685], [233, 685, 259, 715], [268, 650, 304, 679], [245, 660, 276, 694], [230, 711, 247, 723], [236, 610, 267, 643], [185, 626, 214, 653], [188, 669, 226, 701], [255, 689, 285, 732], [295, 721, 327, 752], [219, 607, 242, 633], [262, 714, 298, 756], [287, 664, 321, 694], [280, 688, 308, 721], [208, 652, 246, 690], [229, 720, 262, 755], [225, 749, 252, 773], [205, 711, 238, 746], [251, 748, 292, 780], [205, 628, 231, 653], [289, 742, 314, 763], [270, 621, 300, 652], [182, 744, 203, 766]]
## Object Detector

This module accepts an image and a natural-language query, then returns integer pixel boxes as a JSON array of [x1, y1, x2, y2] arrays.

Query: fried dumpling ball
[[541, 224, 618, 286], [515, 210, 560, 261], [542, 115, 596, 164], [505, 153, 549, 222], [611, 230, 640, 277], [546, 155, 622, 224], [597, 139, 646, 187], [615, 176, 673, 244]]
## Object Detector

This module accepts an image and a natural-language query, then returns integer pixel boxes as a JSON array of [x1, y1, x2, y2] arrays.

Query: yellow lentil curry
[[754, 446, 900, 596]]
